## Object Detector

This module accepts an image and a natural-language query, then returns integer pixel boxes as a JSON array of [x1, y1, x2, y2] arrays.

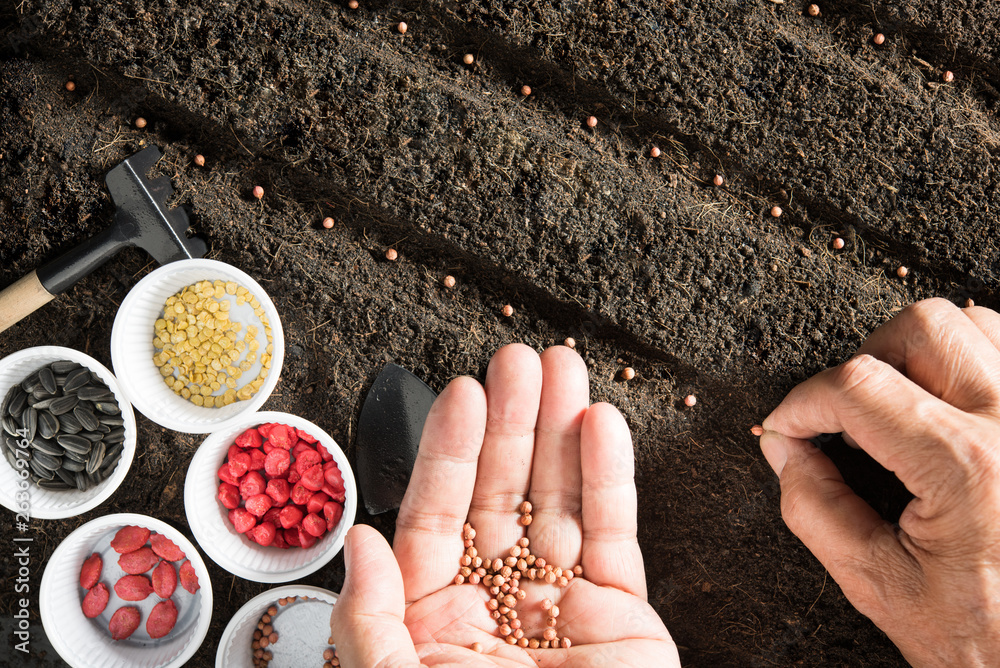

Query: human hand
[[759, 298, 1000, 667], [330, 344, 678, 666]]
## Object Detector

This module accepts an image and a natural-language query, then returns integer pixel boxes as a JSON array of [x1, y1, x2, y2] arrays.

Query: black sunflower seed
[[2, 386, 19, 416], [73, 406, 100, 431], [2, 416, 19, 437], [62, 457, 86, 472], [98, 414, 125, 427], [86, 441, 105, 475], [50, 361, 81, 375], [76, 386, 114, 401], [31, 397, 56, 411], [81, 431, 104, 443], [55, 467, 76, 486], [38, 411, 59, 439], [20, 372, 39, 393], [56, 434, 92, 455], [63, 367, 92, 393], [38, 367, 56, 394], [38, 479, 72, 490], [31, 450, 61, 470], [22, 407, 37, 442], [29, 458, 54, 479], [94, 401, 120, 416], [63, 448, 87, 463], [105, 427, 126, 444], [48, 395, 79, 416], [6, 387, 27, 418], [4, 436, 21, 455], [30, 438, 62, 457], [74, 471, 89, 490], [3, 446, 18, 469], [99, 449, 122, 476], [57, 412, 81, 434]]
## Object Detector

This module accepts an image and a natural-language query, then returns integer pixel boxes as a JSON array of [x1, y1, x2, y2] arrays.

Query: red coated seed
[[119, 547, 159, 575], [147, 599, 178, 639], [896, 266, 909, 278], [520, 85, 532, 96], [348, 0, 358, 7], [80, 552, 102, 589], [114, 575, 153, 601], [65, 80, 76, 91], [82, 583, 110, 618], [650, 146, 661, 158], [180, 560, 200, 594], [150, 533, 185, 561], [252, 185, 265, 199], [621, 367, 635, 381], [152, 560, 178, 598], [502, 304, 514, 317], [442, 275, 456, 288], [111, 525, 151, 554], [385, 248, 398, 261], [109, 606, 141, 640], [832, 237, 845, 249], [807, 4, 819, 16]]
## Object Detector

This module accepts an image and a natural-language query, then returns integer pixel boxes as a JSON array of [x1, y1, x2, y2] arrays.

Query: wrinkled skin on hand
[[331, 344, 678, 667], [761, 298, 1000, 667]]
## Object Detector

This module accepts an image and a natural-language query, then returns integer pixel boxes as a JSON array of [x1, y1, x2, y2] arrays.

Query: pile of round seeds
[[457, 501, 581, 650], [2, 361, 125, 490], [250, 596, 339, 667], [153, 280, 274, 407]]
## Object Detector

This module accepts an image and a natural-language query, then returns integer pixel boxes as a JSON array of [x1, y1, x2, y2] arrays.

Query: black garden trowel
[[0, 145, 207, 333], [355, 364, 438, 515]]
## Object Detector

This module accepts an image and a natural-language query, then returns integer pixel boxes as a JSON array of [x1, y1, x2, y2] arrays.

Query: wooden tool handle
[[0, 270, 56, 334]]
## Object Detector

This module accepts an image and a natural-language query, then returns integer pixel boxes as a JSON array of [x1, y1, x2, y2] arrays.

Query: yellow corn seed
[[266, 343, 274, 354], [225, 376, 238, 389], [239, 361, 252, 372], [180, 388, 191, 399], [246, 352, 257, 364], [220, 300, 231, 311], [191, 394, 204, 406], [249, 339, 260, 352], [160, 365, 174, 377], [199, 385, 213, 396], [210, 360, 223, 372], [172, 302, 185, 314], [225, 281, 237, 295]]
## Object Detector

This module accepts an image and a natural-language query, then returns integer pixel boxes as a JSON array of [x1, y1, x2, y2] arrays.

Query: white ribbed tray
[[0, 346, 137, 519], [39, 513, 213, 667], [185, 411, 357, 582], [216, 585, 338, 667], [110, 259, 284, 434]]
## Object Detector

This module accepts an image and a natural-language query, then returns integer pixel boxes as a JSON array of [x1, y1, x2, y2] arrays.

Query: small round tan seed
[[943, 70, 954, 83], [502, 304, 514, 317], [770, 206, 782, 218], [564, 337, 576, 348], [135, 117, 147, 129], [471, 642, 483, 653], [463, 54, 475, 65], [751, 424, 764, 436], [684, 394, 697, 407], [348, 0, 358, 7], [586, 115, 598, 128], [397, 22, 407, 34], [897, 266, 908, 278], [520, 85, 532, 96], [832, 237, 845, 249], [253, 185, 265, 199], [713, 174, 724, 187], [965, 298, 975, 308], [873, 33, 885, 45], [807, 4, 820, 16], [322, 217, 334, 229], [385, 248, 398, 261], [443, 275, 456, 288], [194, 154, 206, 167], [65, 80, 76, 92], [621, 367, 635, 381], [650, 146, 661, 158]]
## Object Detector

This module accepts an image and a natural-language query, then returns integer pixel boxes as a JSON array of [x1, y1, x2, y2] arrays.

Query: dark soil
[[1, 0, 998, 665]]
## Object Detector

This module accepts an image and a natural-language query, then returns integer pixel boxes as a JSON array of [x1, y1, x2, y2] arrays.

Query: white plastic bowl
[[216, 585, 339, 667], [110, 258, 284, 434], [39, 513, 213, 668], [0, 346, 137, 519], [184, 411, 357, 583]]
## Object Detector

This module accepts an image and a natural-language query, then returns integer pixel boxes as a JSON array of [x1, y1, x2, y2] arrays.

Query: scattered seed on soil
[[896, 266, 908, 278], [873, 33, 885, 45], [807, 4, 820, 16], [650, 146, 661, 158], [194, 154, 206, 167], [942, 70, 954, 82], [385, 248, 398, 261], [832, 237, 845, 249], [397, 22, 407, 34], [751, 424, 764, 436], [621, 367, 635, 381], [463, 53, 475, 65], [713, 174, 724, 186], [520, 85, 531, 96], [322, 217, 334, 229], [564, 337, 575, 348], [586, 115, 598, 128], [65, 80, 76, 91], [502, 304, 514, 317], [684, 394, 697, 407], [442, 275, 456, 288], [347, 0, 358, 7], [252, 185, 265, 199], [134, 117, 147, 128], [770, 206, 782, 218]]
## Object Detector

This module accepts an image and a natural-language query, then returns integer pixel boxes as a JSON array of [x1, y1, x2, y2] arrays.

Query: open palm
[[331, 344, 678, 667]]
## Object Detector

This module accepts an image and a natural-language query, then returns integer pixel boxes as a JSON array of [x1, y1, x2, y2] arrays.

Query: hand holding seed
[[330, 344, 678, 666], [759, 298, 1000, 667]]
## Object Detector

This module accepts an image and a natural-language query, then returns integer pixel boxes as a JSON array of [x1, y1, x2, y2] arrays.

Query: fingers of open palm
[[527, 346, 589, 566], [762, 354, 969, 498], [330, 525, 421, 668], [395, 376, 488, 602], [576, 402, 646, 598], [857, 298, 1000, 411], [964, 305, 1000, 354], [763, 432, 920, 624], [468, 344, 542, 559]]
